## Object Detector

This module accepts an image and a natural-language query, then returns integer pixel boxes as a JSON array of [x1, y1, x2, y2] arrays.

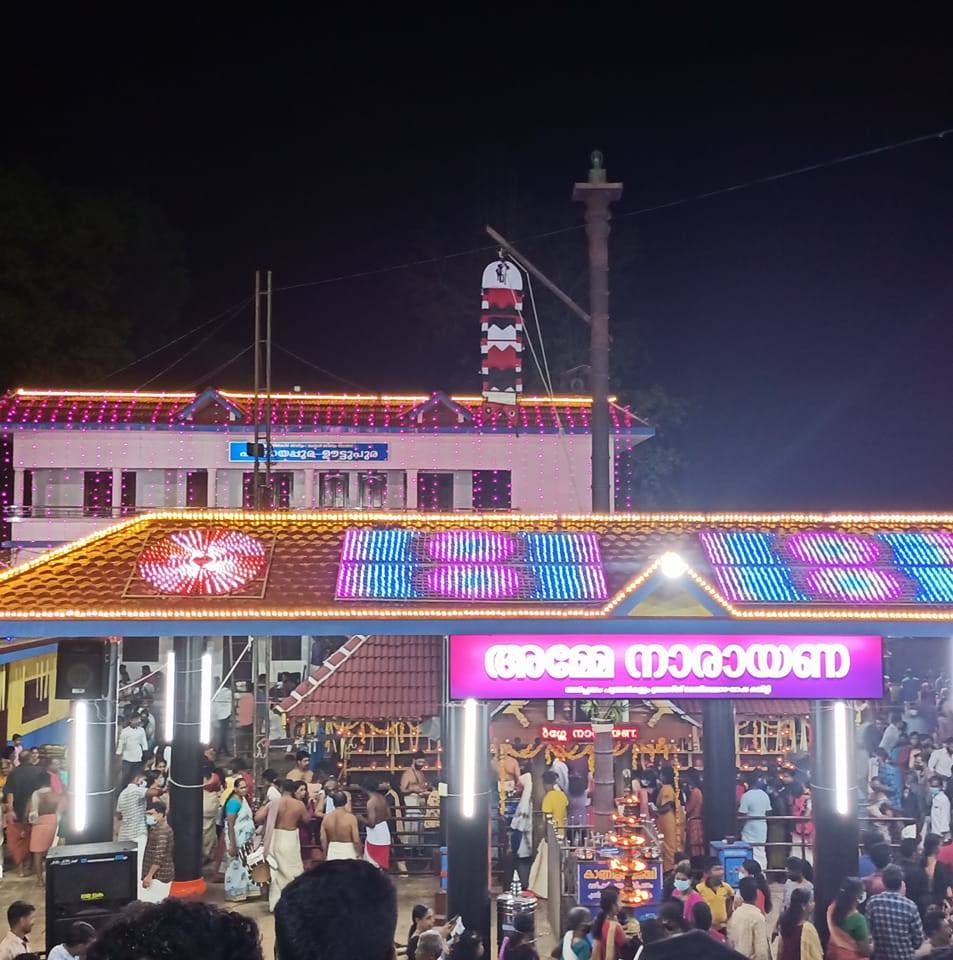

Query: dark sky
[[5, 16, 953, 511]]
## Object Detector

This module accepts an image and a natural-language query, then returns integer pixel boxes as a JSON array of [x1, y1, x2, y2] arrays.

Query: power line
[[272, 125, 953, 289], [272, 343, 367, 390], [136, 300, 249, 389], [190, 343, 253, 388], [104, 297, 252, 380]]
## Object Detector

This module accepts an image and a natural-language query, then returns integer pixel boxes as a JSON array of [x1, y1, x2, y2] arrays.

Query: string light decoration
[[699, 528, 953, 605], [605, 794, 659, 907], [335, 527, 607, 601], [136, 527, 267, 596]]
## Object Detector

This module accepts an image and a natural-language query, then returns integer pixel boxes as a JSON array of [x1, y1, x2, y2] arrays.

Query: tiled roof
[[675, 699, 812, 717], [2, 511, 953, 623], [0, 388, 650, 435], [280, 635, 441, 719]]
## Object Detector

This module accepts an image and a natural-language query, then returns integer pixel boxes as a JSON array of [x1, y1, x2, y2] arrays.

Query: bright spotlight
[[659, 552, 688, 579]]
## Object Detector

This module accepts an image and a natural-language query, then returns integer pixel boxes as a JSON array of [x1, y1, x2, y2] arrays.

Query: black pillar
[[169, 635, 205, 896], [702, 700, 737, 845], [73, 639, 118, 842], [811, 700, 858, 945], [446, 700, 491, 944]]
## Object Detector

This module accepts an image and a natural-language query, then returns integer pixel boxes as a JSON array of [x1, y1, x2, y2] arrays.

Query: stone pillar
[[445, 699, 490, 943], [811, 700, 858, 946], [406, 470, 418, 510], [169, 636, 206, 896], [702, 700, 737, 845], [304, 469, 316, 508]]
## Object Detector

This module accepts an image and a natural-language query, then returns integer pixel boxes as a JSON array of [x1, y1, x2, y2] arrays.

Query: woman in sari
[[655, 766, 680, 874], [683, 771, 705, 859], [222, 775, 258, 902], [825, 878, 871, 959]]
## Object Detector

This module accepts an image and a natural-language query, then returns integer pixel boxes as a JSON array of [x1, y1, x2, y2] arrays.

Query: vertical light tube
[[72, 700, 89, 833], [199, 650, 213, 744], [461, 698, 477, 818], [164, 650, 175, 743], [833, 700, 849, 815]]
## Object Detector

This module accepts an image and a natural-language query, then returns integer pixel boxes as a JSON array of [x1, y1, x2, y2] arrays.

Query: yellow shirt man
[[541, 784, 569, 829], [696, 877, 734, 928]]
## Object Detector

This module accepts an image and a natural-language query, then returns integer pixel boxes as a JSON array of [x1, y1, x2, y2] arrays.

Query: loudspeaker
[[45, 841, 138, 954], [55, 640, 107, 700]]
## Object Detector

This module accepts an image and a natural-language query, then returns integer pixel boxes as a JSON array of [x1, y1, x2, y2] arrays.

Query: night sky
[[5, 18, 953, 511]]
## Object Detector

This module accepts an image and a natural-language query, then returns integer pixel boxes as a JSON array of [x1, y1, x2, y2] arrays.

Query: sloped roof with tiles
[[0, 388, 651, 435], [3, 512, 953, 633], [280, 635, 441, 719]]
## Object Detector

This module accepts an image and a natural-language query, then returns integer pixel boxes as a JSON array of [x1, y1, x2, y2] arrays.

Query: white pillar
[[304, 469, 315, 509], [406, 470, 418, 510], [208, 469, 218, 506], [12, 469, 25, 507], [111, 468, 121, 512]]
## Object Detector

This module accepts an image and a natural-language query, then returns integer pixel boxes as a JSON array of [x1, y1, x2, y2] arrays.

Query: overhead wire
[[136, 299, 249, 389], [273, 343, 368, 390], [104, 296, 253, 380], [190, 343, 253, 388]]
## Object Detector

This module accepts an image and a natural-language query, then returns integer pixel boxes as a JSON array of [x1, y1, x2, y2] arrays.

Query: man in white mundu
[[400, 751, 430, 849]]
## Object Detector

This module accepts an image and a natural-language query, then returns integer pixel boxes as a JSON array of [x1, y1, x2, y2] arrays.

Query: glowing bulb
[[659, 552, 688, 579]]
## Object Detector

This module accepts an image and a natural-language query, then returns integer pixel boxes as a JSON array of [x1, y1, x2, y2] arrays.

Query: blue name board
[[576, 858, 663, 909], [228, 442, 388, 464]]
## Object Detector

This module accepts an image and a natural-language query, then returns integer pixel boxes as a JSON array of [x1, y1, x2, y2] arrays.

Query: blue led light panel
[[335, 528, 607, 602]]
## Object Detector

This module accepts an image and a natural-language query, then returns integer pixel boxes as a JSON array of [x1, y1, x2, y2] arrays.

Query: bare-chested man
[[360, 778, 393, 870], [320, 791, 361, 860], [400, 751, 429, 848], [255, 778, 311, 911], [285, 749, 313, 784]]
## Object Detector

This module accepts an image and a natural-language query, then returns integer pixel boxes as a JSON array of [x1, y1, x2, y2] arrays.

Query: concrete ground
[[0, 869, 554, 958]]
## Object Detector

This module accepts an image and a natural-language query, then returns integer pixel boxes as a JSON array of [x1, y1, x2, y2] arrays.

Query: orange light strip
[[5, 510, 953, 621]]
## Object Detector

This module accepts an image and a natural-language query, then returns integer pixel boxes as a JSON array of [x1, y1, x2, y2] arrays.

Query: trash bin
[[709, 840, 753, 888], [496, 875, 537, 950]]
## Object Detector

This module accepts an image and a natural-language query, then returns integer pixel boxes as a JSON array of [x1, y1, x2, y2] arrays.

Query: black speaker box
[[45, 842, 138, 953], [55, 640, 107, 699]]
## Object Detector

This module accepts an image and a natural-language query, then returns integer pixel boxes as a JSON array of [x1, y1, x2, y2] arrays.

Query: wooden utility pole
[[573, 151, 623, 513]]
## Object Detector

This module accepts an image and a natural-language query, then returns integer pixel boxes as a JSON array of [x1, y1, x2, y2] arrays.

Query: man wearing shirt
[[880, 713, 904, 754], [116, 715, 149, 787], [211, 679, 232, 755], [928, 739, 953, 784], [140, 800, 175, 903], [866, 865, 923, 960], [727, 877, 770, 960], [2, 748, 44, 876], [695, 859, 734, 933], [541, 771, 569, 830], [738, 779, 773, 869], [0, 901, 35, 960], [116, 768, 151, 887], [929, 776, 952, 839], [47, 921, 95, 960]]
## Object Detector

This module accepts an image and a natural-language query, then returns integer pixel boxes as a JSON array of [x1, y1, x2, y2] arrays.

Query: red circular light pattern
[[138, 528, 266, 596]]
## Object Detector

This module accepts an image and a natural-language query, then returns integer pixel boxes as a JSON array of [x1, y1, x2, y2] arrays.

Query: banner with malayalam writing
[[228, 441, 388, 463], [448, 633, 883, 700]]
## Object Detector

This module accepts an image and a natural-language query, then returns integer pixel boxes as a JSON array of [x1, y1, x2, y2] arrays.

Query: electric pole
[[573, 151, 623, 513], [251, 270, 273, 509]]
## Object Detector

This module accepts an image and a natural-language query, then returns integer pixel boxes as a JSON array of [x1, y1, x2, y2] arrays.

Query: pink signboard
[[448, 634, 883, 700]]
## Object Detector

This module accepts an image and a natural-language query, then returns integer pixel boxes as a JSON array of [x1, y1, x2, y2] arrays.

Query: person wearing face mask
[[140, 801, 174, 903], [930, 777, 952, 840], [665, 861, 703, 923]]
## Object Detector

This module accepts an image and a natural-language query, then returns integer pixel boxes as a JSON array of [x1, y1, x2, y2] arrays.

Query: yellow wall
[[6, 651, 70, 738]]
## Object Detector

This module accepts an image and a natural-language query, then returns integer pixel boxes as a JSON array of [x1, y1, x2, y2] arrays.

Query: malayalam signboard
[[577, 859, 663, 909], [448, 634, 883, 700], [228, 441, 388, 464]]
